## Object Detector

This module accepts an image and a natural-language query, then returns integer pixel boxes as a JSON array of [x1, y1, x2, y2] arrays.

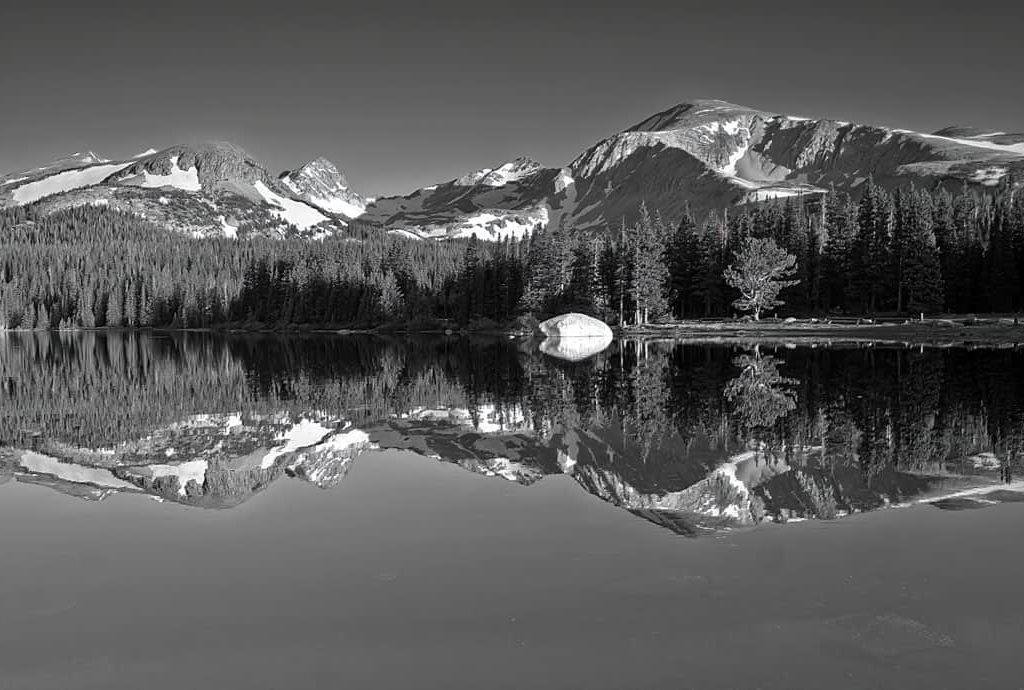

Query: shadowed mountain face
[[2, 332, 1022, 536], [2, 99, 1020, 239]]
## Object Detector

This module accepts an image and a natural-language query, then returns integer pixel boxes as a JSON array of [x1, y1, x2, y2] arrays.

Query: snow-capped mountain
[[357, 155, 563, 240], [2, 99, 1021, 239], [279, 157, 367, 218], [360, 99, 1023, 237], [0, 142, 352, 239], [559, 99, 1024, 230]]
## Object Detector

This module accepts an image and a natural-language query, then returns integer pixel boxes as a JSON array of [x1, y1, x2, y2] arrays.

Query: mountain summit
[[279, 157, 366, 218]]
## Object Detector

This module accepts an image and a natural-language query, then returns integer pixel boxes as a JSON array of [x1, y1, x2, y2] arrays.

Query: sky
[[1, 0, 1021, 196]]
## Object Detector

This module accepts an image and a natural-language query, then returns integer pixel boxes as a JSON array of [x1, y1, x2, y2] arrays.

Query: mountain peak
[[455, 156, 543, 187], [280, 156, 365, 218], [628, 99, 775, 133], [293, 157, 349, 189]]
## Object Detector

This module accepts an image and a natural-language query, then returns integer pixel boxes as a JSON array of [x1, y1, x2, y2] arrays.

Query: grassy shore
[[619, 316, 1024, 347]]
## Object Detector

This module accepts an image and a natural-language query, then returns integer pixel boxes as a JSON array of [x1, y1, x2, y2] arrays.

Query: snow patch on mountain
[[254, 181, 333, 231], [18, 451, 138, 489], [555, 170, 574, 194], [448, 211, 539, 240], [456, 157, 543, 187], [136, 155, 202, 192], [970, 167, 1009, 186], [219, 215, 238, 238], [133, 148, 159, 158], [745, 187, 817, 202], [11, 162, 130, 205], [911, 131, 1024, 155], [306, 194, 365, 218]]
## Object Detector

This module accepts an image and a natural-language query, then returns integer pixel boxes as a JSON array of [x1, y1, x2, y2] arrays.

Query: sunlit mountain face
[[1, 332, 1022, 536]]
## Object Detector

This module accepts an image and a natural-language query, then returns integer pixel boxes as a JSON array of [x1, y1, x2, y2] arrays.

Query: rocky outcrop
[[108, 142, 275, 191]]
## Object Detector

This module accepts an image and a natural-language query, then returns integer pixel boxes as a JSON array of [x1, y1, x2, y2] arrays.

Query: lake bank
[[618, 318, 1024, 347], [3, 315, 1024, 347]]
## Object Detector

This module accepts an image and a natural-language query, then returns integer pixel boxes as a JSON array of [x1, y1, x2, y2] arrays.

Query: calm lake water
[[1, 332, 1023, 689]]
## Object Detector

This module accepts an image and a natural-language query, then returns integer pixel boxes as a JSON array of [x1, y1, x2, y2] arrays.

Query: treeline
[[0, 206, 527, 329], [476, 180, 1024, 322], [1, 179, 1023, 330]]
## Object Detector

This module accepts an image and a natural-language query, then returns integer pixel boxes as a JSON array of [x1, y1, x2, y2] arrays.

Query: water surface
[[1, 333, 1022, 689]]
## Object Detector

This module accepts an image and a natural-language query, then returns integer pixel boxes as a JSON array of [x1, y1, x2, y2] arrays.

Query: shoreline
[[2, 317, 1023, 346]]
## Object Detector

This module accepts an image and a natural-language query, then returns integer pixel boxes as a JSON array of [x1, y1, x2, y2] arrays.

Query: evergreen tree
[[723, 237, 800, 320]]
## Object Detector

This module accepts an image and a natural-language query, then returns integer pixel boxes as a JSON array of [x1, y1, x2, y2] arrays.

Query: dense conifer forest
[[1, 179, 1022, 330]]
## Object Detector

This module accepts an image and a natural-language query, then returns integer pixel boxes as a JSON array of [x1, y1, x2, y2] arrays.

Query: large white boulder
[[538, 313, 614, 339], [538, 313, 614, 362]]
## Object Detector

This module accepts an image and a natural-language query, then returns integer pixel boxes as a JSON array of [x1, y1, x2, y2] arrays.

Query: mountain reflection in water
[[1, 332, 1022, 536]]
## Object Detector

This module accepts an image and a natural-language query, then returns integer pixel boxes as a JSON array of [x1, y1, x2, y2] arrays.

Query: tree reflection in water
[[723, 346, 797, 433]]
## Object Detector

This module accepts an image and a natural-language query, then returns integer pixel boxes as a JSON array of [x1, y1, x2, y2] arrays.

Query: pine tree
[[723, 236, 800, 320], [853, 180, 894, 312], [822, 189, 858, 311], [900, 188, 944, 313], [667, 205, 701, 318], [628, 203, 669, 324]]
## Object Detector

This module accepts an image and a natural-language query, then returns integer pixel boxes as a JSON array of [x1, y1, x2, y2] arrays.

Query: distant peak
[[305, 156, 339, 170], [628, 99, 776, 133], [456, 156, 543, 187], [70, 151, 108, 163], [283, 157, 350, 189]]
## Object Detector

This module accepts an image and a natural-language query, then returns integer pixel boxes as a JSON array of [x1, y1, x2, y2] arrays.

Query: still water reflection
[[2, 332, 1022, 533]]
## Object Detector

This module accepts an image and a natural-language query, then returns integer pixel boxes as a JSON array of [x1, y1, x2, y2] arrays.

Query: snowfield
[[912, 131, 1024, 156], [449, 211, 539, 240], [11, 162, 130, 205], [254, 181, 332, 230], [969, 166, 1009, 186], [218, 215, 238, 238], [307, 194, 365, 218]]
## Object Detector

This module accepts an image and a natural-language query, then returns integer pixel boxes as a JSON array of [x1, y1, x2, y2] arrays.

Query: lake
[[1, 332, 1023, 689]]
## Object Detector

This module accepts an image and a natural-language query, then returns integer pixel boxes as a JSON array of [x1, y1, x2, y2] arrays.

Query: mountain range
[[1, 406, 1011, 536], [2, 99, 1022, 241]]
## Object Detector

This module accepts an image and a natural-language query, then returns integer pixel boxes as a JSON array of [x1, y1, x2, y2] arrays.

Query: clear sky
[[1, 0, 1020, 196]]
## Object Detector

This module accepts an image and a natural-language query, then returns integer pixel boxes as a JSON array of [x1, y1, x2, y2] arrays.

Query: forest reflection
[[1, 332, 1022, 535]]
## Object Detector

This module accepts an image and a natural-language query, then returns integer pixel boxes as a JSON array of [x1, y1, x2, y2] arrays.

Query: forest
[[0, 179, 1022, 330]]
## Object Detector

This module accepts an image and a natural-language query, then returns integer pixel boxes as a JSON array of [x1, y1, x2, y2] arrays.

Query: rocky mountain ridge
[[2, 99, 1021, 240]]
